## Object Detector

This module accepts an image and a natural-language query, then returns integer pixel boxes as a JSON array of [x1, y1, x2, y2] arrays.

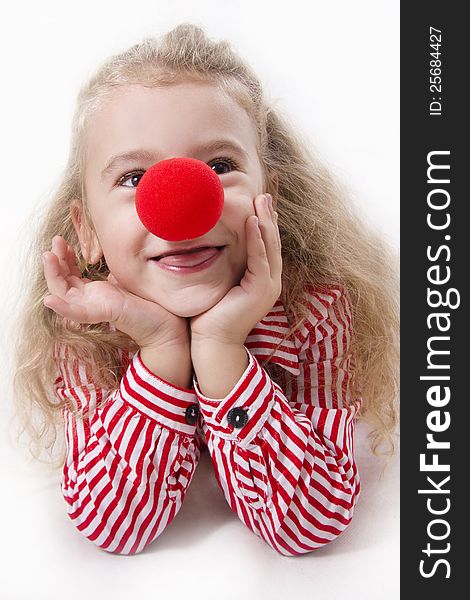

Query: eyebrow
[[101, 139, 249, 181]]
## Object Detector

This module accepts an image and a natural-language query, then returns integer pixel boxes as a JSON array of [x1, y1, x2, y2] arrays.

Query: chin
[[160, 286, 228, 318], [171, 305, 208, 318]]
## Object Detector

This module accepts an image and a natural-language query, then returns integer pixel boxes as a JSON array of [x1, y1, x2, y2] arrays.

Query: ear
[[70, 200, 103, 264]]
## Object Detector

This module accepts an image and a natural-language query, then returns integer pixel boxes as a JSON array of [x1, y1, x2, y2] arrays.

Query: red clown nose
[[135, 157, 225, 242]]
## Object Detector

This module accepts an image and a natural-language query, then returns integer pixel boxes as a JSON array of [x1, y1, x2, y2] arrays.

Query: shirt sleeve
[[54, 344, 200, 555], [193, 288, 361, 556]]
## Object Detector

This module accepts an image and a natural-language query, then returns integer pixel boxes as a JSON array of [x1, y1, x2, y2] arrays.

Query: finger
[[245, 214, 270, 278], [270, 209, 283, 283], [43, 294, 91, 323], [66, 243, 83, 278], [43, 251, 70, 297], [52, 236, 70, 276], [43, 257, 86, 303], [52, 235, 83, 280], [255, 194, 282, 280]]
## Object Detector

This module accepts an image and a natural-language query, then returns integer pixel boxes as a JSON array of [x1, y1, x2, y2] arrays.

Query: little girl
[[13, 23, 398, 556]]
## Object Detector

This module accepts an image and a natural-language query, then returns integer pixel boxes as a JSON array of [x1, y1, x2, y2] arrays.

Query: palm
[[190, 277, 254, 343], [57, 277, 127, 324], [190, 194, 282, 345], [43, 236, 188, 347], [43, 236, 125, 324]]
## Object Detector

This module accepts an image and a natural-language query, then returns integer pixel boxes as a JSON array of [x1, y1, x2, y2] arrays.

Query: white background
[[0, 1, 399, 599]]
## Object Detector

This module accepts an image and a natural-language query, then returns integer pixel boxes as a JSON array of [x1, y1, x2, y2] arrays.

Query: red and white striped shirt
[[54, 284, 361, 556]]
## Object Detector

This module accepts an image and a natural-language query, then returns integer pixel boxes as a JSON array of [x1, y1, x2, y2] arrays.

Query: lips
[[153, 246, 223, 267]]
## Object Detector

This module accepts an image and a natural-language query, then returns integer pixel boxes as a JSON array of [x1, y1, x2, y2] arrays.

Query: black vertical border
[[401, 3, 466, 596]]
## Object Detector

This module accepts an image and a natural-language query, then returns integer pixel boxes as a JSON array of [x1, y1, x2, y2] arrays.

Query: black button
[[185, 404, 199, 425], [227, 407, 249, 429]]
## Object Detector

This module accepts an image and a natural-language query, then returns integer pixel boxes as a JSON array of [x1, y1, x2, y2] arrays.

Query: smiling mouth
[[150, 246, 225, 268]]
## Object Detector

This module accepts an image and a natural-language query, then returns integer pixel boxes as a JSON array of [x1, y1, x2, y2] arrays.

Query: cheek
[[96, 199, 139, 231], [92, 204, 146, 260], [222, 192, 254, 232]]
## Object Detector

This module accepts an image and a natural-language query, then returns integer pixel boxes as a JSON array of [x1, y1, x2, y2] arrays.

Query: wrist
[[141, 336, 190, 353], [113, 295, 190, 349], [133, 324, 190, 351], [191, 341, 249, 399], [191, 333, 245, 354], [140, 342, 193, 390]]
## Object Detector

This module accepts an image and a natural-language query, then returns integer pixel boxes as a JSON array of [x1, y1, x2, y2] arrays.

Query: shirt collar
[[244, 297, 300, 376]]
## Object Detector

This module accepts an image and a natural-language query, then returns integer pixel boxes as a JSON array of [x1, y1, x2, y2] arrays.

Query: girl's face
[[74, 82, 267, 317]]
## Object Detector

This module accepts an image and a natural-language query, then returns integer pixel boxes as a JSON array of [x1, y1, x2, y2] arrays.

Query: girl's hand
[[42, 236, 189, 349], [190, 193, 282, 347]]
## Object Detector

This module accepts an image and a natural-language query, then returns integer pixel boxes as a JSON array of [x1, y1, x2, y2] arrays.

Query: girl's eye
[[209, 157, 238, 175], [116, 157, 238, 188], [117, 171, 145, 188]]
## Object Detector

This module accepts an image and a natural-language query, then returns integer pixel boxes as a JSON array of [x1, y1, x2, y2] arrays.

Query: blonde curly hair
[[13, 23, 399, 468]]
